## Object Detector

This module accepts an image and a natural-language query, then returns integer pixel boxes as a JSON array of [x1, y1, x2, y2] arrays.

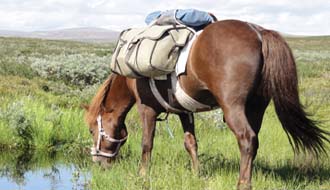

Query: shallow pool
[[0, 151, 91, 190]]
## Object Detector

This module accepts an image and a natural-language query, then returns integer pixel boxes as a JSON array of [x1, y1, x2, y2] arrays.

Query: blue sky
[[0, 0, 329, 35]]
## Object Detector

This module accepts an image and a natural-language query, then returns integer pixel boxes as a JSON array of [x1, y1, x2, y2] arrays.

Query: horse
[[84, 19, 329, 190]]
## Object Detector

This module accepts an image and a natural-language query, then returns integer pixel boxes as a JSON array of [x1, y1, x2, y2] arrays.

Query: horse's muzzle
[[92, 155, 115, 168]]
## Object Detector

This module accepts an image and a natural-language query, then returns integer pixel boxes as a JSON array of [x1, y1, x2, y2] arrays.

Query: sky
[[0, 0, 329, 35]]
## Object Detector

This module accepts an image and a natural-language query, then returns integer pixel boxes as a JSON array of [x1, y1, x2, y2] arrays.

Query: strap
[[149, 73, 214, 113], [149, 78, 184, 113], [247, 22, 262, 41], [172, 73, 212, 112], [91, 114, 128, 158]]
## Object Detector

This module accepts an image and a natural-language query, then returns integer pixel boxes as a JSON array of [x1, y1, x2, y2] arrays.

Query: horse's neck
[[104, 76, 135, 111]]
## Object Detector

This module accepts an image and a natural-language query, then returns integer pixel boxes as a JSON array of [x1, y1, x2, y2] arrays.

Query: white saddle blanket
[[175, 30, 203, 76]]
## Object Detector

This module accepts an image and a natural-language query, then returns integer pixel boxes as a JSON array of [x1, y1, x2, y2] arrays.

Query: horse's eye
[[89, 129, 93, 134]]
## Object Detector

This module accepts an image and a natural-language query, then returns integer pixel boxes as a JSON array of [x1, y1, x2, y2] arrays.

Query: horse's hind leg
[[245, 94, 270, 160], [221, 104, 256, 190], [178, 113, 199, 172], [208, 81, 263, 189], [217, 93, 269, 190], [236, 94, 269, 189]]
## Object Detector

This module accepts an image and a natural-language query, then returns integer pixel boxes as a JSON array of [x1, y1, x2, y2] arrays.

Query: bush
[[30, 53, 111, 86], [0, 56, 36, 78], [0, 101, 34, 148]]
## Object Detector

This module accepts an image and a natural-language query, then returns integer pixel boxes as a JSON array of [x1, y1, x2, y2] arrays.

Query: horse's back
[[186, 20, 263, 109], [192, 19, 262, 72]]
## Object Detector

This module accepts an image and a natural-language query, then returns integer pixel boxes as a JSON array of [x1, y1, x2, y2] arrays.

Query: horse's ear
[[208, 12, 218, 22], [81, 104, 90, 111]]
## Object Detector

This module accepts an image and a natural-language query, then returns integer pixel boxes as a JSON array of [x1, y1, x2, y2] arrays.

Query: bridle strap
[[91, 114, 128, 158]]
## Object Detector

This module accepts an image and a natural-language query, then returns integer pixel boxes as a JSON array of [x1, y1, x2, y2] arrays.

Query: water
[[0, 151, 91, 190]]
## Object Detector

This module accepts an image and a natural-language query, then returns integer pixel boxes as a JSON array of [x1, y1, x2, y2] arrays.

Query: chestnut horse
[[84, 20, 329, 189]]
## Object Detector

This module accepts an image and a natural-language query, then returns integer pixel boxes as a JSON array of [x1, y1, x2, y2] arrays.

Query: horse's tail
[[260, 29, 329, 156]]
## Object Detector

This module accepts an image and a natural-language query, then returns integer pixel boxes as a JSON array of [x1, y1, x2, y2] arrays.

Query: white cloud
[[0, 0, 329, 35]]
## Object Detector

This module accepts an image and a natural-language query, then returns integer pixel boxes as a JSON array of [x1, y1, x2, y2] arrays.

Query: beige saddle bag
[[110, 25, 194, 78]]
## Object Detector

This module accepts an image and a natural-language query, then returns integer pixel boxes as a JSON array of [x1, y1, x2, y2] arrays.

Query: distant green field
[[0, 36, 329, 190]]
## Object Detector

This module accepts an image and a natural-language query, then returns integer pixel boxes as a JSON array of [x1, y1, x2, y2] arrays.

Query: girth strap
[[171, 73, 212, 112], [149, 73, 212, 113], [149, 78, 184, 113]]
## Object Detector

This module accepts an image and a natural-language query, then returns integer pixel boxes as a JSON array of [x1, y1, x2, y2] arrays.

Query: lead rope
[[165, 117, 174, 139], [156, 113, 174, 139]]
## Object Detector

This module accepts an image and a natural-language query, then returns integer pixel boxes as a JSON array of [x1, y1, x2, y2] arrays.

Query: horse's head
[[86, 109, 128, 166], [84, 75, 134, 166]]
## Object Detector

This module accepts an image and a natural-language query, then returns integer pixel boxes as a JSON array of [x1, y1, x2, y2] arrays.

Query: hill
[[0, 27, 119, 42]]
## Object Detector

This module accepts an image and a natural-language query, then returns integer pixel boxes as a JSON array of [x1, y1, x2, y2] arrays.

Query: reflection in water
[[0, 149, 91, 190]]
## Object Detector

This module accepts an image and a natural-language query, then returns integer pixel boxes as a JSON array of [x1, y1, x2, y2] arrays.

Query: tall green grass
[[0, 95, 90, 152]]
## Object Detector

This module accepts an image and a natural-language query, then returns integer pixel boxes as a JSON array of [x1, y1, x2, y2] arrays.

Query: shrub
[[0, 101, 34, 148], [0, 57, 36, 78], [30, 53, 111, 86]]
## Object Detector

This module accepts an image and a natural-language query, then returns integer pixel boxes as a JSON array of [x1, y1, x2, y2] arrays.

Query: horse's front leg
[[178, 113, 199, 173], [137, 104, 158, 176]]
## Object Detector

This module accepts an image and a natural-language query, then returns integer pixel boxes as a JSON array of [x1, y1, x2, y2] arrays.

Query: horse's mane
[[85, 74, 114, 125]]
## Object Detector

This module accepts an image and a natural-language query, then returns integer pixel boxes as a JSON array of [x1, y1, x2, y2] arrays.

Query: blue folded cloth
[[145, 9, 214, 27], [145, 11, 162, 24]]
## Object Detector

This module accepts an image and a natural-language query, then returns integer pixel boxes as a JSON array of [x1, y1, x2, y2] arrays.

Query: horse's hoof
[[237, 183, 252, 190], [191, 166, 199, 176], [192, 162, 200, 175], [139, 167, 147, 177]]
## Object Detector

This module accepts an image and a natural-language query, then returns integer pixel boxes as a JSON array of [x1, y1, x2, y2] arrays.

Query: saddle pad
[[175, 30, 203, 76]]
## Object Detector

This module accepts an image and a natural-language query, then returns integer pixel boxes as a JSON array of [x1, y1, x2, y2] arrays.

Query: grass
[[0, 75, 92, 151], [89, 36, 330, 190], [0, 36, 329, 189], [90, 107, 330, 190]]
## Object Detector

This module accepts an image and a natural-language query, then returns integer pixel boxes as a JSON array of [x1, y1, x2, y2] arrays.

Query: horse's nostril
[[92, 156, 102, 162], [101, 159, 113, 168]]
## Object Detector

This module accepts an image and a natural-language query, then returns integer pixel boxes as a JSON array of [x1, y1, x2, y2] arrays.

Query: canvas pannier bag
[[110, 25, 194, 78]]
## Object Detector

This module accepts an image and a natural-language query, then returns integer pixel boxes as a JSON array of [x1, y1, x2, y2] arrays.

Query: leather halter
[[90, 114, 128, 158]]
